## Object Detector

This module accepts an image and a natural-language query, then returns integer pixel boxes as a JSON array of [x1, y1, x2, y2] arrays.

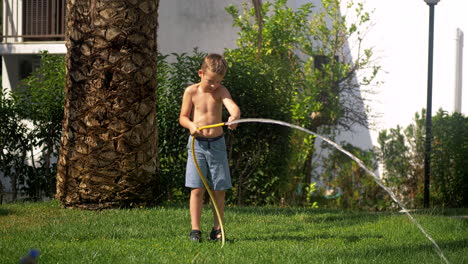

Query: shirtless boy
[[179, 53, 241, 242]]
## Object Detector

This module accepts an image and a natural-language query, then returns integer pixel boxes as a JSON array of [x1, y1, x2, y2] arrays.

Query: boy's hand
[[227, 116, 239, 130], [189, 124, 202, 137]]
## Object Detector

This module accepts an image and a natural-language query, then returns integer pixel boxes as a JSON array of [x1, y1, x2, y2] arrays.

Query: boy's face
[[198, 69, 224, 92]]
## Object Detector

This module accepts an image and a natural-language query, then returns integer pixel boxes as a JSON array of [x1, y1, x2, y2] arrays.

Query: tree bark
[[56, 0, 159, 209]]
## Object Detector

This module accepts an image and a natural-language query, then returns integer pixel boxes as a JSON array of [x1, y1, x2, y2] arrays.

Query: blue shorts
[[185, 135, 232, 190]]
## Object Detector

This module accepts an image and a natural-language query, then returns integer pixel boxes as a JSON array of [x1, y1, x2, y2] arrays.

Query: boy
[[179, 53, 241, 242]]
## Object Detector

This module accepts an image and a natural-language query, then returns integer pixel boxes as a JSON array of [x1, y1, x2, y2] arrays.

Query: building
[[1, 0, 67, 91]]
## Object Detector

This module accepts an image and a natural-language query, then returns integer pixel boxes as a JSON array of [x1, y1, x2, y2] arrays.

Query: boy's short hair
[[201, 53, 228, 76]]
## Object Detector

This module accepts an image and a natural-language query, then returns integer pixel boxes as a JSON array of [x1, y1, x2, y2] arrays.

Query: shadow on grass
[[325, 238, 468, 262], [228, 206, 389, 228], [0, 208, 14, 216], [241, 233, 385, 243], [410, 208, 468, 217], [228, 206, 392, 217], [228, 206, 314, 216]]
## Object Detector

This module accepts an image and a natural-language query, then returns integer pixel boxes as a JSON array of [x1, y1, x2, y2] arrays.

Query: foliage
[[227, 0, 379, 130], [15, 52, 65, 137], [155, 51, 205, 202], [317, 143, 392, 210], [12, 51, 65, 198], [304, 182, 319, 208], [376, 109, 468, 208], [225, 1, 307, 205], [226, 0, 305, 123], [225, 0, 380, 205], [0, 87, 30, 200], [155, 48, 294, 205], [284, 131, 316, 205], [377, 124, 422, 207], [296, 0, 380, 130], [0, 52, 65, 201], [222, 55, 294, 205], [429, 110, 467, 207]]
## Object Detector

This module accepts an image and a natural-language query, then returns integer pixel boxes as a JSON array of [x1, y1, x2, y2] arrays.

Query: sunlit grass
[[0, 201, 466, 263]]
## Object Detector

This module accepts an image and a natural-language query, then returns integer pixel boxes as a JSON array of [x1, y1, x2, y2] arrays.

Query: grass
[[0, 201, 467, 264]]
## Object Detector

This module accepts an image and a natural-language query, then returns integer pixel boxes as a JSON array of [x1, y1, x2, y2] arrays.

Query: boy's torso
[[190, 84, 224, 138]]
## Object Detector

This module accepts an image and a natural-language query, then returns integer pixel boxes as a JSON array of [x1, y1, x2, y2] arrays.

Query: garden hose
[[191, 122, 226, 247]]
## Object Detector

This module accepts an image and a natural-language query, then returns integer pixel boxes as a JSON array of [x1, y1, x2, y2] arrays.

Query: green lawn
[[0, 201, 466, 263]]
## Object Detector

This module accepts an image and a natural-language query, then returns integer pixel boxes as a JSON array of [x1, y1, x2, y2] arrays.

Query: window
[[23, 0, 66, 41]]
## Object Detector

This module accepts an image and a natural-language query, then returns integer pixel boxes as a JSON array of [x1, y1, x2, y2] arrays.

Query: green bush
[[224, 0, 310, 205], [222, 54, 294, 205], [224, 0, 381, 206], [155, 51, 205, 202], [0, 52, 65, 201], [155, 49, 295, 206], [0, 87, 30, 200], [316, 143, 393, 210], [377, 109, 468, 208], [431, 111, 468, 207], [13, 51, 65, 198]]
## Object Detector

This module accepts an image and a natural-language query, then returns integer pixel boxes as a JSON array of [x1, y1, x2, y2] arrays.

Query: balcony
[[2, 0, 66, 43]]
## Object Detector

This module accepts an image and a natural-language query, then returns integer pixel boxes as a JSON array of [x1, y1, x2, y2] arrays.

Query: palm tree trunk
[[57, 0, 159, 209]]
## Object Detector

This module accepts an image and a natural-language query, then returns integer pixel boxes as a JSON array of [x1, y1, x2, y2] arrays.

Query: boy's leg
[[212, 190, 226, 238], [190, 188, 206, 231]]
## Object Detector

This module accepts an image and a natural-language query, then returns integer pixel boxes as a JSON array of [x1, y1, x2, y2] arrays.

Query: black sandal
[[189, 230, 202, 242], [209, 228, 222, 241]]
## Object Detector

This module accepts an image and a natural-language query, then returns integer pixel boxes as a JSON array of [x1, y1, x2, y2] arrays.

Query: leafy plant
[[0, 87, 30, 201], [155, 49, 295, 205], [304, 182, 319, 208], [225, 0, 381, 205], [155, 51, 205, 203], [377, 124, 422, 207], [11, 51, 65, 199], [317, 143, 392, 210], [376, 109, 467, 208], [430, 110, 467, 207]]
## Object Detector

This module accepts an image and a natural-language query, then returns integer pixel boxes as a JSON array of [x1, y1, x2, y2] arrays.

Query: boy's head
[[201, 53, 228, 76], [198, 54, 227, 92]]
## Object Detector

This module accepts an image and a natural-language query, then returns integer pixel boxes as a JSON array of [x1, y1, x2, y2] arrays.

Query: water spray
[[192, 118, 450, 264]]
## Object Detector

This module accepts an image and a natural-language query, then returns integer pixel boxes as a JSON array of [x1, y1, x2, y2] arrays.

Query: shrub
[[155, 51, 205, 202], [376, 109, 468, 208], [0, 88, 30, 200], [13, 52, 65, 199], [317, 143, 392, 210], [156, 49, 295, 205]]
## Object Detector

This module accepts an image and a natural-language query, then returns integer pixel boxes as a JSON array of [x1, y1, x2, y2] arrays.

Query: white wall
[[1, 45, 66, 90], [343, 0, 468, 143], [2, 55, 19, 91], [158, 0, 244, 55]]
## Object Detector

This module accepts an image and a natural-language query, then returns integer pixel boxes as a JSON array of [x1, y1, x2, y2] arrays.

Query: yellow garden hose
[[191, 122, 226, 247]]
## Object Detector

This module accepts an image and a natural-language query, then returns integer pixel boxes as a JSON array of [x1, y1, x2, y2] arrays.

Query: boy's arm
[[179, 87, 201, 136], [221, 87, 241, 130]]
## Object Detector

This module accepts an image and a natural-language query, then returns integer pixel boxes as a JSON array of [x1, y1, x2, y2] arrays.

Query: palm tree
[[56, 0, 159, 209]]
